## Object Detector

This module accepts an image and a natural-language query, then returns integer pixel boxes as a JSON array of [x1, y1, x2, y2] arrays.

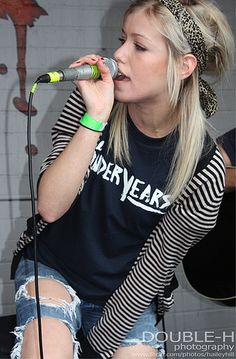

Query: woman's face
[[113, 9, 170, 106]]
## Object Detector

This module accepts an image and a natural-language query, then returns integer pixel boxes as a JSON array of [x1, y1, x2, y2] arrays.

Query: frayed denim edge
[[11, 275, 81, 359], [120, 339, 165, 359]]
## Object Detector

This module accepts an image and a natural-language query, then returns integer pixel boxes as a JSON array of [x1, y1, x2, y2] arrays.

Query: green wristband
[[79, 113, 107, 132]]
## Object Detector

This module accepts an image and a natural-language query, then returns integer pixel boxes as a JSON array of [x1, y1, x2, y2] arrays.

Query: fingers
[[69, 55, 112, 82], [96, 57, 113, 82], [69, 54, 99, 68]]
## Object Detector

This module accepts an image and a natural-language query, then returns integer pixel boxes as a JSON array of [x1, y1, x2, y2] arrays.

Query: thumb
[[97, 58, 113, 82]]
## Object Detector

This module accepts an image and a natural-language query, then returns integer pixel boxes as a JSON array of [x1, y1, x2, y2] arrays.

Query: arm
[[37, 56, 114, 223], [37, 124, 101, 223], [12, 90, 92, 269], [217, 144, 236, 191], [86, 148, 225, 359]]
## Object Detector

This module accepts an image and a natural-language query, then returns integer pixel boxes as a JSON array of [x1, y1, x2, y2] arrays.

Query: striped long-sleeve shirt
[[11, 89, 225, 358]]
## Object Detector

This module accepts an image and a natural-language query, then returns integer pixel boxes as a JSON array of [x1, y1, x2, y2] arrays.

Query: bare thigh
[[21, 278, 74, 359], [113, 344, 158, 359]]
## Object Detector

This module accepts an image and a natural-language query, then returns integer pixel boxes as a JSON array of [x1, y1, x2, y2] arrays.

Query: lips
[[115, 69, 129, 81]]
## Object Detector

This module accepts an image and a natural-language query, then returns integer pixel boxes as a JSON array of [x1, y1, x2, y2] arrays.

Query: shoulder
[[194, 133, 224, 176]]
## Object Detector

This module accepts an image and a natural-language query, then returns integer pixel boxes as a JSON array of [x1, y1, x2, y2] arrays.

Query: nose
[[113, 43, 127, 64]]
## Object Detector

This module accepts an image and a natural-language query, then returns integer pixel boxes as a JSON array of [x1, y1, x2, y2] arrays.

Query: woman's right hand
[[69, 54, 115, 122]]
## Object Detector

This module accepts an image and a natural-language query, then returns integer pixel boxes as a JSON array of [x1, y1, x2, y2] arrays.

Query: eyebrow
[[121, 29, 153, 43]]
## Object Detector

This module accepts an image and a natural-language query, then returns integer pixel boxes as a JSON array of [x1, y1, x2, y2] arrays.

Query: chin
[[114, 92, 133, 104]]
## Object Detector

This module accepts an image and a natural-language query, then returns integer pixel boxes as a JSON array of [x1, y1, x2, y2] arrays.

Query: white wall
[[0, 0, 235, 355], [0, 0, 126, 315]]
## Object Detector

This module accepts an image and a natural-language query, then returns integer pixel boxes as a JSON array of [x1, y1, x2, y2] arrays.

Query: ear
[[180, 54, 198, 80]]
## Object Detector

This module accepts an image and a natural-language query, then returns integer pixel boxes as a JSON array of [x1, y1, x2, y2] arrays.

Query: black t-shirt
[[26, 116, 178, 304]]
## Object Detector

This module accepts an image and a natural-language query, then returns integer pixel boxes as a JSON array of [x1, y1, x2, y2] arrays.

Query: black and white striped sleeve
[[39, 89, 86, 175], [86, 148, 225, 358], [11, 90, 87, 264]]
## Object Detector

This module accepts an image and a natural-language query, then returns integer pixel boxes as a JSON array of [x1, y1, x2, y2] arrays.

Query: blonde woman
[[11, 1, 234, 358]]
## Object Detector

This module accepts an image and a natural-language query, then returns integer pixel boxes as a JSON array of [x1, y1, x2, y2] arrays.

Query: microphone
[[36, 57, 118, 83]]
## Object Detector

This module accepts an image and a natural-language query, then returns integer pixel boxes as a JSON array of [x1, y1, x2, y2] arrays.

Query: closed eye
[[118, 37, 125, 45], [118, 37, 146, 52], [134, 43, 146, 51]]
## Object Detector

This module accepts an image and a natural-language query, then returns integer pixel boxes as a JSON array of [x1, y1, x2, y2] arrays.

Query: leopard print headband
[[159, 0, 218, 118]]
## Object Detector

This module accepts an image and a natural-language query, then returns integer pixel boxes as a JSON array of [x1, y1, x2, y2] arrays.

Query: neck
[[128, 103, 177, 138]]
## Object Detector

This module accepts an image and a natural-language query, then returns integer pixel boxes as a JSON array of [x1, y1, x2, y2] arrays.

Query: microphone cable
[[27, 80, 44, 359], [161, 316, 168, 358], [27, 71, 168, 359]]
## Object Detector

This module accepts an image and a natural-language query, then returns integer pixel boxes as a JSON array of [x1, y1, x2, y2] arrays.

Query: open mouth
[[115, 70, 129, 81]]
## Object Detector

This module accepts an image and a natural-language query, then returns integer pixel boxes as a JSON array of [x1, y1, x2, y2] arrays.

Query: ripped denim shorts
[[11, 257, 165, 359]]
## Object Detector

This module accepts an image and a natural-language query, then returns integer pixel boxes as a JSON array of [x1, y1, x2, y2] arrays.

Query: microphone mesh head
[[104, 58, 118, 79]]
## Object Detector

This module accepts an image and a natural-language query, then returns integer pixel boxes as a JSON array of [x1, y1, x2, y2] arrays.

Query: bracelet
[[79, 113, 107, 132]]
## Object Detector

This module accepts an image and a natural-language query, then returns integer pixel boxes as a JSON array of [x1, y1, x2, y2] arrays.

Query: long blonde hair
[[108, 0, 234, 201]]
